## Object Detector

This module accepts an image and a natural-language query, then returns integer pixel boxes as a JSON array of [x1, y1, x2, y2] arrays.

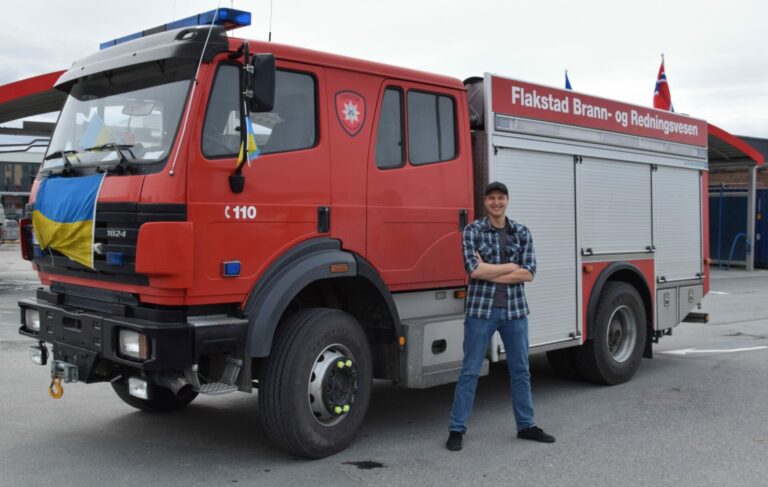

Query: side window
[[375, 88, 404, 169], [407, 91, 456, 165], [202, 66, 317, 158], [202, 64, 241, 158], [253, 71, 316, 154]]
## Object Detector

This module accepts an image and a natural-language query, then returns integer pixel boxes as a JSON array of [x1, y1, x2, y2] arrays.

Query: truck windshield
[[43, 59, 196, 171]]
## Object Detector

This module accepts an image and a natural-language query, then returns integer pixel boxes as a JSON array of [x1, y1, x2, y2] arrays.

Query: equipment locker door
[[654, 166, 703, 281], [491, 146, 579, 347], [580, 157, 653, 255]]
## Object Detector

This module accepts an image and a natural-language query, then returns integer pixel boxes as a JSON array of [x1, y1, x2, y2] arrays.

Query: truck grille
[[33, 203, 186, 286]]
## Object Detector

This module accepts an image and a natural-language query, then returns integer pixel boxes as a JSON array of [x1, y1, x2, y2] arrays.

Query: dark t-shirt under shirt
[[493, 225, 508, 307]]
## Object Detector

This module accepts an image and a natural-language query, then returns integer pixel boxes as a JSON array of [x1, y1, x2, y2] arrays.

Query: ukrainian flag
[[32, 173, 105, 269], [236, 113, 260, 170], [79, 114, 111, 148]]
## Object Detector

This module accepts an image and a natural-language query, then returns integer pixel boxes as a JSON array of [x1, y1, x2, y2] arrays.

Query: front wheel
[[258, 308, 373, 458], [573, 281, 647, 385]]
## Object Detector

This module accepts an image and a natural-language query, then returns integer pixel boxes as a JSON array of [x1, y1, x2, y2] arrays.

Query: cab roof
[[231, 37, 464, 91]]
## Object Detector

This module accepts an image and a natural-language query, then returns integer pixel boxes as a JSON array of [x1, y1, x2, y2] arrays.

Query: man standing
[[446, 181, 554, 451]]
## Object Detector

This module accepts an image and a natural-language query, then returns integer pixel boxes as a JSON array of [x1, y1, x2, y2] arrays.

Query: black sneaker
[[445, 431, 463, 451], [517, 426, 555, 443]]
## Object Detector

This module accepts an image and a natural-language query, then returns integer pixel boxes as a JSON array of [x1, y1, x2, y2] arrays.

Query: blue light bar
[[100, 8, 251, 50]]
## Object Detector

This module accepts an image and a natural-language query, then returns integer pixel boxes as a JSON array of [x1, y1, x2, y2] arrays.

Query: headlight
[[24, 309, 41, 332], [118, 329, 150, 360]]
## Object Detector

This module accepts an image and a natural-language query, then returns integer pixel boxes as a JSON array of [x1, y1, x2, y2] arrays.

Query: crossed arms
[[471, 253, 533, 284], [462, 223, 536, 284]]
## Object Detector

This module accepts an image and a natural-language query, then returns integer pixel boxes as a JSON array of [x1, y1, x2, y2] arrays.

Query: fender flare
[[243, 238, 400, 357], [585, 261, 652, 340]]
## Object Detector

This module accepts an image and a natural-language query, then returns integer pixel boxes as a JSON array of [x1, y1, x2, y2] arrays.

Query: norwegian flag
[[653, 58, 674, 112]]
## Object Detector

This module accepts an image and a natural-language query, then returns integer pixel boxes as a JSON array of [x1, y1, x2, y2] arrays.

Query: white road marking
[[662, 346, 768, 356], [708, 291, 730, 295]]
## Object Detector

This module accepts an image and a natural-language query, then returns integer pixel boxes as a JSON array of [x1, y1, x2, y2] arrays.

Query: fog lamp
[[128, 377, 149, 400], [29, 344, 48, 365]]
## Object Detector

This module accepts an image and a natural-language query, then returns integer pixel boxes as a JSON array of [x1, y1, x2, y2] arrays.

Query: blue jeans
[[449, 307, 535, 433]]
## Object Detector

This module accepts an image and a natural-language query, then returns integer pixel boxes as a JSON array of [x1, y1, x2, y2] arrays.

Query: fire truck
[[17, 9, 709, 458]]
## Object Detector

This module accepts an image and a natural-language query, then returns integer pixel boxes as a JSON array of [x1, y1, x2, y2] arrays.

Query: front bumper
[[19, 296, 195, 383]]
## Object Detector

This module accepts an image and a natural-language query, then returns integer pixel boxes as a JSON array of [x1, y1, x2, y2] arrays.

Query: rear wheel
[[112, 381, 197, 413], [573, 281, 646, 385], [258, 308, 373, 458]]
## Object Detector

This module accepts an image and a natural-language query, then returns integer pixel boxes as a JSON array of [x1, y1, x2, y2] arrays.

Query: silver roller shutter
[[492, 147, 579, 346]]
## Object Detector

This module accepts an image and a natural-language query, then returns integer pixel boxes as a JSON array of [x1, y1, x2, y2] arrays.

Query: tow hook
[[49, 377, 63, 399], [48, 360, 79, 400]]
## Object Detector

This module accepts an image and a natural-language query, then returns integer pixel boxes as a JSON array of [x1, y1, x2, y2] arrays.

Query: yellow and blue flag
[[79, 114, 111, 148], [32, 173, 105, 269], [236, 113, 260, 170]]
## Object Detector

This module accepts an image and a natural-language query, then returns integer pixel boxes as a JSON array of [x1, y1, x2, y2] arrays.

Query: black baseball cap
[[484, 181, 508, 196]]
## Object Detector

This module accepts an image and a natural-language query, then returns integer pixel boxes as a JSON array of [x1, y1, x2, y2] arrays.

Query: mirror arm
[[230, 41, 251, 194]]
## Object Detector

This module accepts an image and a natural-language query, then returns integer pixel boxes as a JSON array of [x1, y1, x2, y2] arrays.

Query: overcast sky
[[2, 0, 766, 138]]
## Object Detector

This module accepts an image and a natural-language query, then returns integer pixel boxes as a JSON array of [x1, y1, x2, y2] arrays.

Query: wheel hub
[[606, 305, 637, 363], [308, 344, 359, 426]]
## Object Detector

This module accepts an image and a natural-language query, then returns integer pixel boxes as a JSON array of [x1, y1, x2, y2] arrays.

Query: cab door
[[187, 57, 330, 303], [366, 82, 471, 291]]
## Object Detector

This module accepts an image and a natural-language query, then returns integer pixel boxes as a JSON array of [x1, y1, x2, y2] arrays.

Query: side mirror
[[248, 54, 275, 113]]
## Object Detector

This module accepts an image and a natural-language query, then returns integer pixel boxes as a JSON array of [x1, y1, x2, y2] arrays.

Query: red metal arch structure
[[708, 123, 765, 167], [0, 70, 65, 127]]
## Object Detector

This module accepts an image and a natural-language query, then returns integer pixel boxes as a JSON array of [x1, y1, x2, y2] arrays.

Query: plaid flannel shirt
[[462, 217, 536, 320]]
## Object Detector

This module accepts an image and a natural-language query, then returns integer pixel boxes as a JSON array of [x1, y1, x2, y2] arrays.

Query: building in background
[[0, 70, 63, 221], [0, 131, 49, 219], [707, 129, 766, 269]]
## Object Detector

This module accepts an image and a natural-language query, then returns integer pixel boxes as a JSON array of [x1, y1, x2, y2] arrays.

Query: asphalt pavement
[[1, 244, 767, 487]]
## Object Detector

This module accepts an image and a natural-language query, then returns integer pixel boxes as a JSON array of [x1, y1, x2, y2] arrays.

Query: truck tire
[[546, 347, 582, 380], [258, 308, 372, 458], [573, 281, 646, 385], [112, 381, 198, 413]]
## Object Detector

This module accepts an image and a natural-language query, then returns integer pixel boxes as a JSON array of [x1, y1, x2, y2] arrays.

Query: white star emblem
[[343, 101, 360, 124]]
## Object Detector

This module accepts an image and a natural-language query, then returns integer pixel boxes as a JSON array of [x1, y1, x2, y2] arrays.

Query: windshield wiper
[[84, 143, 136, 173], [84, 143, 135, 161], [44, 150, 80, 176], [44, 149, 80, 162]]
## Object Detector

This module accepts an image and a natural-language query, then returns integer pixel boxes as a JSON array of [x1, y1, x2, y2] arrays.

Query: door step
[[186, 356, 243, 396], [198, 381, 239, 395]]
